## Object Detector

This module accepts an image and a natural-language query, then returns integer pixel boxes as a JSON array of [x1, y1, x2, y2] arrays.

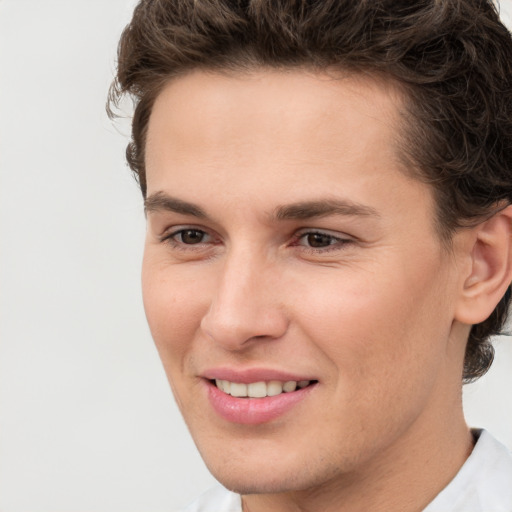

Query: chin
[[215, 477, 291, 496], [198, 442, 344, 496], [209, 466, 312, 496]]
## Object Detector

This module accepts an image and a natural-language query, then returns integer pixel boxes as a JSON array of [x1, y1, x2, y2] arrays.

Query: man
[[108, 1, 512, 510]]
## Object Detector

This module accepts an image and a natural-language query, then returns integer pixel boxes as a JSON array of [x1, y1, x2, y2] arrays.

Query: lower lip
[[205, 381, 315, 425]]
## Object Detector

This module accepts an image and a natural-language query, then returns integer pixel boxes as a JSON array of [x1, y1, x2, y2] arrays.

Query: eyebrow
[[144, 192, 207, 218], [144, 191, 379, 221], [273, 199, 379, 220]]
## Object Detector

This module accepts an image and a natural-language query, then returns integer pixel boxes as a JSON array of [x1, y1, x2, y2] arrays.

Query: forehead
[[145, 68, 407, 178]]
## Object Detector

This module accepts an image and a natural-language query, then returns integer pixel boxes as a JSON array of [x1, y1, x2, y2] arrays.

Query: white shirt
[[181, 430, 512, 512]]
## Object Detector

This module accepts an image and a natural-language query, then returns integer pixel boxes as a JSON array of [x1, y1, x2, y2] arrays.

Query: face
[[142, 69, 468, 495]]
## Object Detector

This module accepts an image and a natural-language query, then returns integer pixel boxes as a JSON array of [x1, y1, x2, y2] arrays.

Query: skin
[[141, 69, 507, 512]]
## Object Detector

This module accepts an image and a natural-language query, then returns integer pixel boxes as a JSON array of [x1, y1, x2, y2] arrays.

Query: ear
[[455, 205, 512, 325]]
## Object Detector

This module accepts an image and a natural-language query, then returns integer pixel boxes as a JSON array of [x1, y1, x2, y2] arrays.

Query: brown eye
[[178, 229, 207, 244], [306, 233, 335, 248]]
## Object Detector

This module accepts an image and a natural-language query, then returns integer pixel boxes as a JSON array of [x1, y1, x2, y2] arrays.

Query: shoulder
[[178, 484, 242, 512], [424, 429, 512, 512]]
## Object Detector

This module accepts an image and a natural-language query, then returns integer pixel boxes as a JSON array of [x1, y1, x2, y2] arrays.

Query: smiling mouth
[[212, 379, 317, 398]]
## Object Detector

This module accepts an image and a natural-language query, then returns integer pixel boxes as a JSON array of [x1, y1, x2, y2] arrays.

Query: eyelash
[[161, 227, 215, 251], [160, 227, 352, 254], [291, 230, 352, 253]]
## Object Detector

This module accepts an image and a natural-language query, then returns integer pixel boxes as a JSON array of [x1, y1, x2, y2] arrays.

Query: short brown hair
[[108, 0, 512, 382]]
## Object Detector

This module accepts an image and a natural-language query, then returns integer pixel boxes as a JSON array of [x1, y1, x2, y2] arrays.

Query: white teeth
[[230, 382, 247, 397], [215, 379, 231, 393], [248, 381, 267, 398], [283, 380, 297, 392], [215, 379, 312, 398], [267, 380, 284, 396]]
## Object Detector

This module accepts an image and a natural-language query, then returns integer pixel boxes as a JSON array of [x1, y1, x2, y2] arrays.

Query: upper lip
[[201, 367, 317, 384]]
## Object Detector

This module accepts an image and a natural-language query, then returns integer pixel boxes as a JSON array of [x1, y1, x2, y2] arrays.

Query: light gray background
[[0, 1, 511, 511]]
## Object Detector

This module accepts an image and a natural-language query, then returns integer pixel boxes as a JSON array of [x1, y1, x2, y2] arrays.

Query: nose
[[200, 248, 289, 350]]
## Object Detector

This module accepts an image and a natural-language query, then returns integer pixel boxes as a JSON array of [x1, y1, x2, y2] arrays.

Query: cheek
[[287, 263, 454, 450], [291, 253, 454, 386], [141, 254, 207, 368]]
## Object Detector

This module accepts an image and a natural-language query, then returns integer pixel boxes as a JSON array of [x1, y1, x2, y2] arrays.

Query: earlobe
[[455, 205, 512, 325]]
